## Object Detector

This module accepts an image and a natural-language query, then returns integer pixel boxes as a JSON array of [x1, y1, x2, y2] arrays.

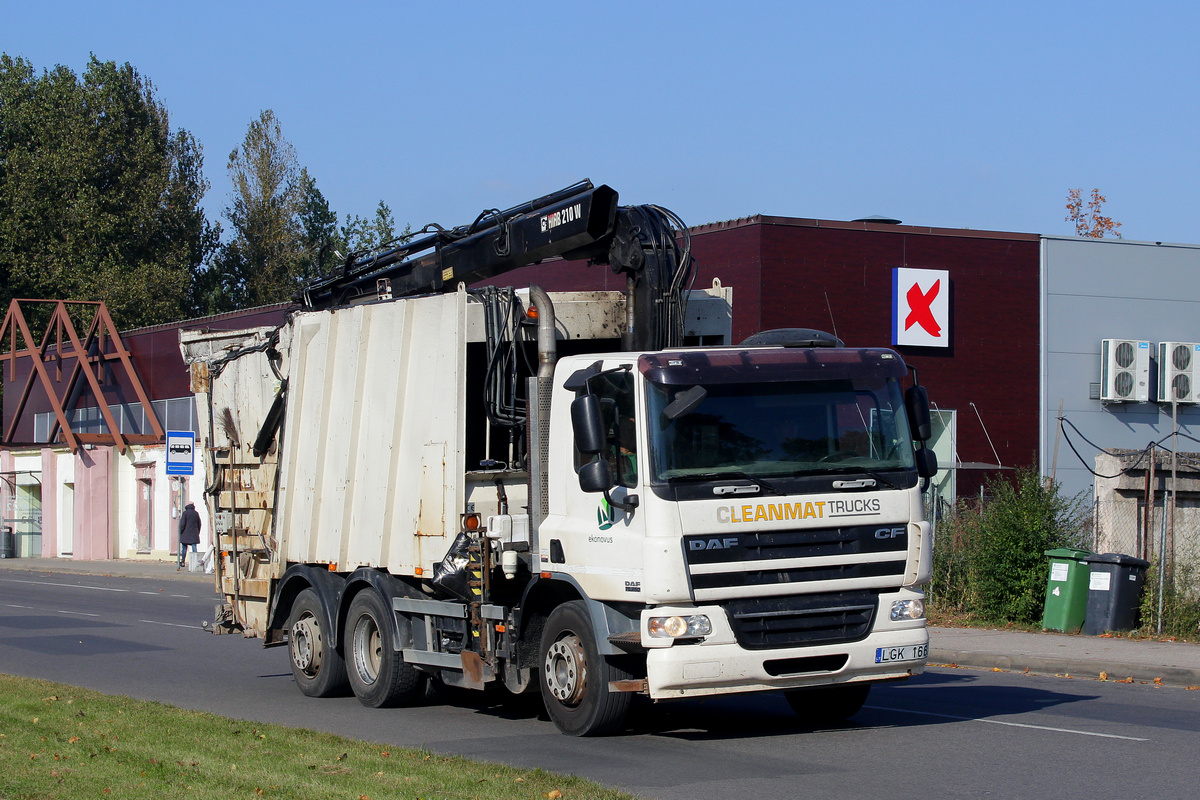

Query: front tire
[[286, 588, 349, 697], [345, 590, 424, 708], [785, 683, 871, 726], [539, 601, 632, 736]]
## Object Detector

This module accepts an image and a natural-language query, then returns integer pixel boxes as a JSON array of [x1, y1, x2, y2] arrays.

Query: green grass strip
[[0, 674, 643, 800]]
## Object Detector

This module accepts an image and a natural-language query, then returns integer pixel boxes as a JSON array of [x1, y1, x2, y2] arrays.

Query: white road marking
[[169, 595, 190, 598], [866, 705, 1149, 742], [57, 610, 100, 618], [1, 578, 128, 592], [139, 619, 199, 629], [3, 603, 34, 609]]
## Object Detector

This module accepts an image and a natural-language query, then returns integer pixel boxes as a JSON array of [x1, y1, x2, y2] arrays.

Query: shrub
[[929, 466, 1088, 625], [1140, 549, 1200, 640]]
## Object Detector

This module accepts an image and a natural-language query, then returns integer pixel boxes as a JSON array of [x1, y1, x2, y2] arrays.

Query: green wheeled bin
[[1042, 547, 1092, 632]]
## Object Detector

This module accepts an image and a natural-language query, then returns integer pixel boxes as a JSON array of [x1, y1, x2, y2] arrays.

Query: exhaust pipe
[[528, 284, 556, 379]]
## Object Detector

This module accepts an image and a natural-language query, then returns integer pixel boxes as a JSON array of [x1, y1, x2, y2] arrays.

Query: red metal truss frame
[[1, 299, 163, 455]]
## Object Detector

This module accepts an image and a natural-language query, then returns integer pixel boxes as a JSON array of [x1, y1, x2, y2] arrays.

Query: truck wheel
[[345, 590, 424, 708], [539, 601, 632, 736], [286, 588, 349, 697], [785, 683, 871, 726]]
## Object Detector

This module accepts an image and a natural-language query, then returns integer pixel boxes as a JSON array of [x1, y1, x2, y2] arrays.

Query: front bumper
[[642, 591, 928, 700]]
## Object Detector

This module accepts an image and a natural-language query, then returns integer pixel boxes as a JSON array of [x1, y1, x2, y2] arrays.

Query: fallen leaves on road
[[1099, 671, 1108, 681]]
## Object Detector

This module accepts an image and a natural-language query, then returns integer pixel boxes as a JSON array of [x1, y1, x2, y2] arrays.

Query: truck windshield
[[646, 377, 916, 481]]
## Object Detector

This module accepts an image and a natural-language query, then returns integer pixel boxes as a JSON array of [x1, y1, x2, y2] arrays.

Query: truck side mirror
[[915, 447, 938, 479], [905, 385, 932, 442], [571, 394, 606, 455], [578, 458, 615, 494]]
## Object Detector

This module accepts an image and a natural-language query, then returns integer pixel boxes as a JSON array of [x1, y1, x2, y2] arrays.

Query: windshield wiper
[[669, 470, 786, 496], [823, 465, 902, 490]]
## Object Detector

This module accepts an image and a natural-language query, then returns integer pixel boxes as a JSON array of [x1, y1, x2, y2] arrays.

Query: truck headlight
[[648, 614, 712, 639], [889, 598, 925, 621]]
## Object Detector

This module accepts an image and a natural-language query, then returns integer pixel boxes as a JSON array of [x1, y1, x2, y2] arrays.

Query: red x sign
[[905, 280, 941, 336], [893, 268, 949, 347]]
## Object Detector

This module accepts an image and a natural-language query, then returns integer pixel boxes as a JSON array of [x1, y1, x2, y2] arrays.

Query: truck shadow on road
[[439, 668, 1101, 740], [635, 672, 1101, 740]]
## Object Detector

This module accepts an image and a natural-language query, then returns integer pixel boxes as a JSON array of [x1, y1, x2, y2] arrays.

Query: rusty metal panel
[[189, 361, 210, 393]]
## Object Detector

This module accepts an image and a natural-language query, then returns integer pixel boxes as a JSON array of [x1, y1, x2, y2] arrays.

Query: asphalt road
[[2, 570, 1197, 800]]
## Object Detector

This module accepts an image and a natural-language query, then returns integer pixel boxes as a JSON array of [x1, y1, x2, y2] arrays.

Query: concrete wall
[[1041, 236, 1200, 500]]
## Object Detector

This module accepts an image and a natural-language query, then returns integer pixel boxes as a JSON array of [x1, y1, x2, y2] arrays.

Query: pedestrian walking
[[178, 502, 201, 570]]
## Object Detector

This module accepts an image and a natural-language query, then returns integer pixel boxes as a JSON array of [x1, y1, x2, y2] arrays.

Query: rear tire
[[539, 601, 632, 736], [286, 588, 349, 697], [345, 589, 425, 708], [785, 683, 871, 726]]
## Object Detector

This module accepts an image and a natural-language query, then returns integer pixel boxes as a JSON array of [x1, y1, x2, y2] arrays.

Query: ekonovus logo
[[596, 496, 614, 530]]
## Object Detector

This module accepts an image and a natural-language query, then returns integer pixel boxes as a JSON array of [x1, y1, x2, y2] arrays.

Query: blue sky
[[6, 2, 1200, 244]]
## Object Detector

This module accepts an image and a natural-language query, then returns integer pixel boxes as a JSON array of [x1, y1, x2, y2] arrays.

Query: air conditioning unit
[[1100, 339, 1150, 403], [1157, 342, 1200, 403]]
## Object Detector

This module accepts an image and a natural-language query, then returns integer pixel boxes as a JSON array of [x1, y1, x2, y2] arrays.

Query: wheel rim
[[544, 633, 588, 705], [290, 612, 322, 677], [352, 613, 382, 686]]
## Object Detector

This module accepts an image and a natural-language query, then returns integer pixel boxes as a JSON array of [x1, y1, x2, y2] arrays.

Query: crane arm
[[298, 180, 693, 350]]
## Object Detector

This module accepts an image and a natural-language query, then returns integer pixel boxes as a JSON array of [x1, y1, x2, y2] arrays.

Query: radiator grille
[[723, 591, 879, 650], [683, 524, 907, 599]]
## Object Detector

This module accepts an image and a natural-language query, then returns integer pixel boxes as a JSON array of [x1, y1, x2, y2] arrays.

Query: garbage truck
[[180, 180, 937, 736]]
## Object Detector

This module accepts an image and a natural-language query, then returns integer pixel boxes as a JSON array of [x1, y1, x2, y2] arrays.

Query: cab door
[[542, 361, 646, 601]]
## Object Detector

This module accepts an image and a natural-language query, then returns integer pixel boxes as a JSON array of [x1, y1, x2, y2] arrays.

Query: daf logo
[[875, 526, 906, 539], [690, 537, 739, 551]]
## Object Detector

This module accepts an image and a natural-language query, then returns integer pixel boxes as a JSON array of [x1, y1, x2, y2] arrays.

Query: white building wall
[[115, 444, 212, 561], [56, 452, 74, 557]]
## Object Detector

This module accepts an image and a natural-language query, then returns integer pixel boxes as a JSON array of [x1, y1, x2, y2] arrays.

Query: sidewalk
[[0, 556, 214, 585], [929, 625, 1200, 688], [2, 557, 1198, 687]]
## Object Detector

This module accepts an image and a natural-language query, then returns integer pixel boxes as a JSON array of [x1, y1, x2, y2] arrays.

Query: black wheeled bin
[[1082, 552, 1150, 635]]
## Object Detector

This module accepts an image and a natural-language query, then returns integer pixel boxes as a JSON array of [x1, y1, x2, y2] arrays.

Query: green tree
[[194, 111, 405, 312], [342, 200, 407, 253], [296, 168, 340, 280], [0, 54, 217, 329], [196, 110, 305, 312]]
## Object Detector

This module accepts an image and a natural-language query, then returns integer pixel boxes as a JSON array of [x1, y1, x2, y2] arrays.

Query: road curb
[[930, 648, 1200, 688]]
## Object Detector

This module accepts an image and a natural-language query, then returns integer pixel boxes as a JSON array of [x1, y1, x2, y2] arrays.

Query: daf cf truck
[[181, 181, 937, 736]]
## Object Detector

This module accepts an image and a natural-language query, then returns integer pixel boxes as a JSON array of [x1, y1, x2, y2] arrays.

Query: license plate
[[875, 644, 927, 663]]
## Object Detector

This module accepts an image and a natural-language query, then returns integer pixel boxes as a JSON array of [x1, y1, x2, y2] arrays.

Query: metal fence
[[1091, 497, 1200, 572], [1090, 496, 1200, 636], [927, 489, 1200, 636]]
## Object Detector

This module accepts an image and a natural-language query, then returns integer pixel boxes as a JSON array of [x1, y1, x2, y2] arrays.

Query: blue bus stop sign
[[165, 431, 196, 476]]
